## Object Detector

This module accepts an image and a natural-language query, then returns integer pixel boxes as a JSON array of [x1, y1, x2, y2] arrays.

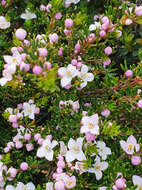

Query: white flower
[[80, 114, 99, 135], [65, 0, 80, 5], [6, 185, 15, 190], [96, 141, 111, 160], [88, 156, 108, 180], [46, 182, 54, 190], [79, 65, 94, 88], [89, 22, 101, 31], [16, 125, 25, 140], [132, 175, 142, 190], [37, 138, 58, 161], [0, 162, 5, 188], [20, 9, 37, 20], [0, 16, 10, 29], [23, 102, 36, 120], [98, 187, 107, 190], [65, 137, 86, 162], [58, 64, 79, 87], [73, 161, 87, 174], [120, 135, 140, 155], [15, 182, 35, 190], [60, 141, 67, 156]]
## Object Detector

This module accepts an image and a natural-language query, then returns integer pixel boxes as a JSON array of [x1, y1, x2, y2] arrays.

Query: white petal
[[45, 150, 53, 161], [81, 65, 88, 73], [95, 171, 102, 180], [43, 138, 51, 147], [68, 138, 76, 149], [76, 137, 84, 148], [6, 185, 15, 190], [132, 175, 142, 186], [51, 140, 58, 148], [89, 24, 96, 31], [100, 162, 108, 170], [61, 77, 71, 87], [80, 126, 89, 133], [20, 13, 27, 19], [58, 67, 66, 77], [46, 182, 54, 190], [65, 150, 75, 162], [86, 73, 94, 82], [0, 77, 9, 86], [3, 55, 12, 64], [80, 81, 87, 88], [127, 135, 137, 145], [27, 182, 35, 190], [37, 147, 45, 158], [76, 151, 86, 161]]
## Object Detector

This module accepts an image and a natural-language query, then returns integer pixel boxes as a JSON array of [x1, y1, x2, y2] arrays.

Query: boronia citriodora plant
[[0, 0, 142, 189]]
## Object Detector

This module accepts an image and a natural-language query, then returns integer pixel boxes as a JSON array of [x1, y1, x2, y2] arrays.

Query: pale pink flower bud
[[55, 12, 62, 20], [38, 48, 48, 57], [33, 65, 42, 74], [20, 162, 28, 171], [26, 143, 34, 151], [34, 133, 41, 141], [15, 28, 27, 40], [99, 30, 106, 38], [131, 156, 141, 165], [24, 133, 31, 141], [65, 18, 73, 27], [125, 70, 133, 77], [135, 6, 142, 16], [55, 180, 65, 190], [104, 46, 112, 55]]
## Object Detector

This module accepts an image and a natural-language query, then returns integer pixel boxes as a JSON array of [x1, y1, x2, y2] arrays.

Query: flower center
[[22, 185, 27, 190], [0, 22, 7, 27], [68, 181, 73, 186], [72, 146, 80, 153], [66, 71, 72, 77], [12, 58, 17, 63], [88, 122, 94, 128], [45, 145, 50, 151], [26, 108, 31, 113], [128, 144, 133, 150], [95, 165, 101, 170]]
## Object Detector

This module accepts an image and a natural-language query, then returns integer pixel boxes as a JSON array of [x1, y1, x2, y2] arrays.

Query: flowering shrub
[[0, 0, 142, 189]]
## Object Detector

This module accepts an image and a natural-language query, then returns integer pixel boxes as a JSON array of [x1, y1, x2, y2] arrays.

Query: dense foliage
[[0, 0, 142, 189]]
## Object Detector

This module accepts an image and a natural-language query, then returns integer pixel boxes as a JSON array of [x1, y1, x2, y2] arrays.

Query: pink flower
[[125, 70, 133, 77], [49, 33, 59, 44], [103, 59, 111, 68], [104, 46, 112, 55], [24, 133, 31, 141], [26, 143, 34, 151], [85, 132, 96, 142], [15, 28, 27, 40], [20, 162, 28, 171], [99, 30, 106, 38], [135, 6, 142, 16], [38, 48, 48, 57], [54, 180, 65, 190], [33, 65, 42, 74], [137, 99, 142, 108], [101, 16, 109, 24], [115, 178, 126, 189], [55, 12, 62, 20], [120, 135, 140, 155], [101, 109, 110, 118], [64, 176, 76, 189], [65, 19, 73, 27], [131, 156, 141, 165]]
